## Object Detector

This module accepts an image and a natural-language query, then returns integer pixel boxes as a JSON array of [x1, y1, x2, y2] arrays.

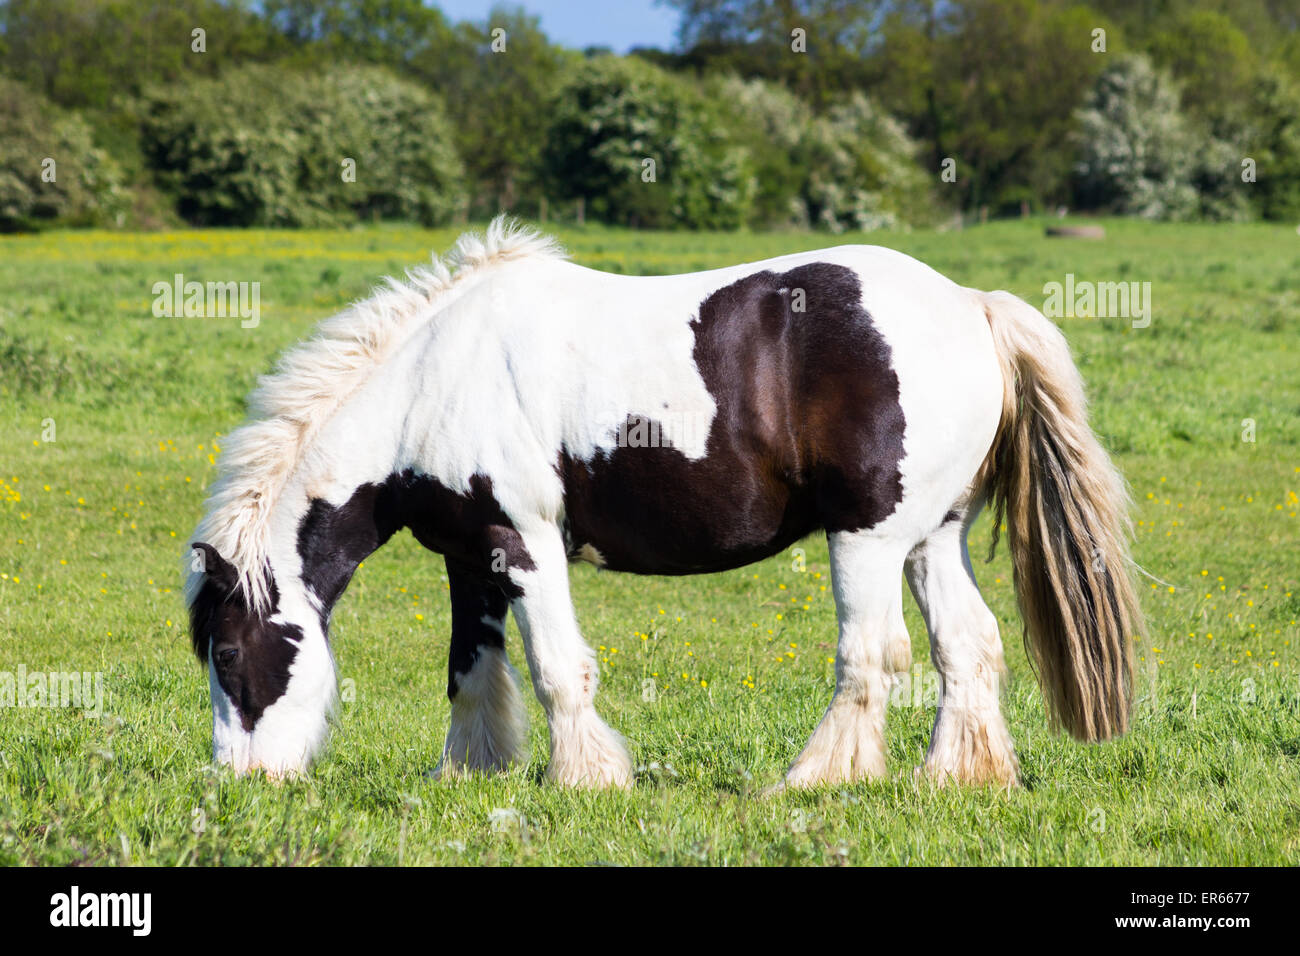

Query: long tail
[[978, 290, 1141, 741]]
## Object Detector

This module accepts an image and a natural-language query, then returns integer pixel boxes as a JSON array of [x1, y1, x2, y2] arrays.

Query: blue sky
[[433, 0, 682, 52]]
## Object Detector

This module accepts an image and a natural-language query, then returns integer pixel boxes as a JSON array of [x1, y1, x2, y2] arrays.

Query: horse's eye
[[215, 646, 240, 667]]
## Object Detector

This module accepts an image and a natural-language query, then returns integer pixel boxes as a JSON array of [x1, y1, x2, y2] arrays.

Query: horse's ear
[[191, 542, 237, 592]]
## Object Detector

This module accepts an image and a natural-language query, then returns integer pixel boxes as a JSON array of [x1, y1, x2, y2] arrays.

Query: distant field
[[0, 219, 1297, 865]]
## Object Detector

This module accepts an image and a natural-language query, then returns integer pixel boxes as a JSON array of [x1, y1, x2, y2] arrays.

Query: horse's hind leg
[[783, 531, 912, 788], [432, 558, 529, 778], [905, 512, 1019, 786], [507, 523, 632, 788]]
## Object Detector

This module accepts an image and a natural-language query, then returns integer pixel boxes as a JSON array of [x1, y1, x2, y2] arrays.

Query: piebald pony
[[185, 218, 1141, 788]]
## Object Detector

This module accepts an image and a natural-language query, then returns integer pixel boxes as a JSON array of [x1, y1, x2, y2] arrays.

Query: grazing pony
[[185, 218, 1141, 788]]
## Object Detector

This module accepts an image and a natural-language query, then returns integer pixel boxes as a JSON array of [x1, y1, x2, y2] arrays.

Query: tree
[[0, 0, 284, 110], [541, 55, 754, 229], [877, 0, 1109, 213], [1071, 55, 1201, 220], [807, 91, 940, 230], [262, 0, 450, 67], [1236, 66, 1300, 220], [710, 75, 940, 230], [663, 0, 886, 108], [704, 75, 807, 227], [257, 2, 573, 217], [137, 64, 464, 226], [413, 7, 576, 216], [0, 78, 127, 230], [1149, 9, 1258, 133]]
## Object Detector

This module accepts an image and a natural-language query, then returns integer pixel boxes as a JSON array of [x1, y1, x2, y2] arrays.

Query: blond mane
[[184, 216, 566, 612]]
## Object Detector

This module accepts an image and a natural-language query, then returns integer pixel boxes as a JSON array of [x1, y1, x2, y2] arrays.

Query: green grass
[[1, 218, 1298, 865]]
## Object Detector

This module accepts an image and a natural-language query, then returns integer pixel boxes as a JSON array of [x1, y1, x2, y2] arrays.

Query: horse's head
[[187, 542, 335, 778]]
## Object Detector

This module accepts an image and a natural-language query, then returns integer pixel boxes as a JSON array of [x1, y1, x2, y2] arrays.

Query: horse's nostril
[[215, 646, 239, 666]]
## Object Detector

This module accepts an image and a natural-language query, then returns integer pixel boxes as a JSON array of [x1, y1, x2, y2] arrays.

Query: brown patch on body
[[560, 263, 906, 574]]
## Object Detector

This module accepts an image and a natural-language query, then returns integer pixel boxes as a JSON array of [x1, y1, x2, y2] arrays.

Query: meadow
[[0, 218, 1297, 865]]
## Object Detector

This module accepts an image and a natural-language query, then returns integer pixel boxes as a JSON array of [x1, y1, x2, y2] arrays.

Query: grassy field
[[0, 218, 1297, 865]]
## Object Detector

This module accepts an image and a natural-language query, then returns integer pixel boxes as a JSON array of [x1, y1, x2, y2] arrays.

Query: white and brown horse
[[185, 218, 1141, 788]]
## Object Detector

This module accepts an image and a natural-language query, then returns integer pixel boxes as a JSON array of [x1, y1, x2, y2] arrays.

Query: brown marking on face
[[188, 543, 303, 732]]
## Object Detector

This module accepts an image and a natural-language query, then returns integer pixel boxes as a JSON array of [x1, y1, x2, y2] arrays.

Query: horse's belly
[[559, 447, 819, 575]]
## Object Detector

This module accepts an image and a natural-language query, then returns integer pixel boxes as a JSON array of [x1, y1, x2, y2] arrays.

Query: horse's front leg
[[507, 523, 632, 788], [432, 558, 529, 778]]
